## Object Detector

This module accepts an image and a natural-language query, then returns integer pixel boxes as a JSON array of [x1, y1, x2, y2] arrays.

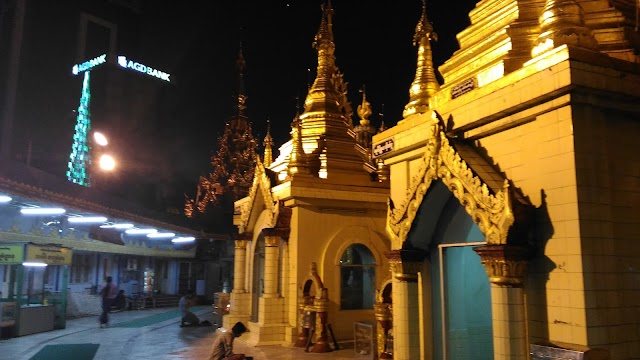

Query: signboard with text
[[0, 244, 24, 264], [25, 244, 72, 265], [373, 138, 394, 158]]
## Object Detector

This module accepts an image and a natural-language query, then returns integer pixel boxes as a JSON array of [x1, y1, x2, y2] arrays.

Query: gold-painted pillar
[[233, 239, 249, 292], [263, 232, 280, 297], [374, 303, 393, 359], [295, 295, 313, 347], [474, 244, 530, 360], [311, 289, 331, 353], [386, 249, 426, 360]]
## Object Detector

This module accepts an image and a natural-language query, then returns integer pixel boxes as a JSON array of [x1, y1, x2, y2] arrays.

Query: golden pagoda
[[224, 1, 390, 349]]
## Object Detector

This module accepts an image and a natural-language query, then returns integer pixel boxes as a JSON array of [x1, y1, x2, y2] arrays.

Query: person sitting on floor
[[111, 290, 127, 311], [179, 290, 200, 327], [209, 322, 252, 360]]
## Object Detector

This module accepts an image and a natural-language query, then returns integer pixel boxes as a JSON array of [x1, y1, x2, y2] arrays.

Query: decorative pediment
[[238, 157, 280, 233], [387, 111, 517, 245]]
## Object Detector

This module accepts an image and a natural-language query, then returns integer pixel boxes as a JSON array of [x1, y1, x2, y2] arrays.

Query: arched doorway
[[412, 181, 493, 360], [251, 236, 265, 322]]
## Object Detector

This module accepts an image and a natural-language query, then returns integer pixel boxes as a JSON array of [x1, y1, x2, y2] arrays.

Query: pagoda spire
[[354, 85, 376, 149], [263, 118, 274, 168], [235, 42, 247, 117], [403, 0, 440, 118], [303, 0, 342, 116], [288, 102, 308, 176]]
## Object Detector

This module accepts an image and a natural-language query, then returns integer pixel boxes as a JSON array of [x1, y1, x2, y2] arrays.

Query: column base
[[311, 340, 332, 353]]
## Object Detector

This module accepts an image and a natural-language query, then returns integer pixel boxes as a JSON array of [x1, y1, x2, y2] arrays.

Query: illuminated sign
[[117, 56, 171, 82], [25, 244, 72, 265], [0, 244, 24, 264], [72, 54, 107, 75], [373, 138, 394, 158]]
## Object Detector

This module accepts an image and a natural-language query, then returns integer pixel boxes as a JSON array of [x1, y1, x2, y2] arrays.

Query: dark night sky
[[4, 0, 478, 206], [146, 0, 478, 191]]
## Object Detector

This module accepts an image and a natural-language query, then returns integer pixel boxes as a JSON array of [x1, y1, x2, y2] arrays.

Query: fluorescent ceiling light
[[147, 232, 175, 239], [23, 262, 47, 267], [172, 237, 196, 243], [100, 223, 135, 229], [21, 208, 66, 215], [125, 228, 157, 235], [68, 216, 108, 224], [0, 195, 11, 203]]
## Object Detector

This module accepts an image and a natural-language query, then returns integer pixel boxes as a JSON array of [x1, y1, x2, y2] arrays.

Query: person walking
[[98, 276, 118, 327], [209, 322, 252, 360]]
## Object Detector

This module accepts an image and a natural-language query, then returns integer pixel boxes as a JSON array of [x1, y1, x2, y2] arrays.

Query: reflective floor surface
[[0, 307, 360, 359]]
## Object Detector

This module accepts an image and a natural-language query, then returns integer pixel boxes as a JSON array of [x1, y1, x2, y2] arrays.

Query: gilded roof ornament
[[263, 119, 274, 168], [403, 0, 440, 119], [304, 0, 342, 116], [287, 114, 309, 177], [357, 86, 372, 126], [531, 0, 598, 57]]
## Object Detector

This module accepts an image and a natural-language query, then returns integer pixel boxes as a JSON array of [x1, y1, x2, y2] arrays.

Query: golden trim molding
[[238, 157, 279, 233], [474, 244, 530, 287], [386, 249, 427, 282], [386, 111, 515, 246], [234, 239, 248, 250]]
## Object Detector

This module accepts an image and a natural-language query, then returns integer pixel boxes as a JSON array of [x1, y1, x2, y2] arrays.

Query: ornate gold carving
[[474, 244, 530, 287], [386, 249, 427, 282], [387, 111, 515, 246], [234, 239, 248, 250], [238, 157, 279, 233]]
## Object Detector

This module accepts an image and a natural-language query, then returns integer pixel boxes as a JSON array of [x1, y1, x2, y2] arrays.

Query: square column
[[386, 249, 426, 360], [475, 244, 530, 360]]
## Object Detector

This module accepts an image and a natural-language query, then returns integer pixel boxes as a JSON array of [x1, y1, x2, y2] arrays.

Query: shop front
[[0, 243, 71, 337]]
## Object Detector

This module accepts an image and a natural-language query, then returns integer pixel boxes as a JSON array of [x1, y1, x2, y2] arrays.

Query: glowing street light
[[93, 131, 116, 174], [98, 154, 116, 171], [93, 132, 109, 146]]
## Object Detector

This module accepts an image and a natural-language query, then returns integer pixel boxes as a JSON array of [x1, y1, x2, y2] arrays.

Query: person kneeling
[[179, 290, 200, 327]]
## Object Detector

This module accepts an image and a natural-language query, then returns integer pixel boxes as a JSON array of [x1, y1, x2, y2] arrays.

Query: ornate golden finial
[[288, 110, 308, 177], [378, 104, 386, 132], [263, 118, 274, 168], [357, 86, 372, 126], [531, 0, 598, 57], [304, 0, 342, 116], [403, 0, 440, 119]]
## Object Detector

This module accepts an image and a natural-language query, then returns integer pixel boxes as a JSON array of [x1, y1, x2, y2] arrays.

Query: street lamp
[[93, 131, 116, 172]]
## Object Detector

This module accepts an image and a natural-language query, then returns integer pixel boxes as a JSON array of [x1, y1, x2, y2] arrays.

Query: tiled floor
[[0, 307, 360, 359]]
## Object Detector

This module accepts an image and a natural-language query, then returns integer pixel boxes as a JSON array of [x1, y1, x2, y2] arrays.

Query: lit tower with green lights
[[66, 71, 92, 186]]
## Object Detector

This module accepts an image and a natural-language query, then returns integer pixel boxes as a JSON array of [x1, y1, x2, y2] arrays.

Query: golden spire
[[531, 0, 598, 58], [288, 114, 308, 177], [303, 0, 342, 116], [263, 119, 274, 168], [403, 0, 440, 119], [357, 85, 372, 126]]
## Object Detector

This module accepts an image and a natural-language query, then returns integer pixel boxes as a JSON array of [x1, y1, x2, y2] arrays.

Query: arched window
[[340, 244, 375, 310]]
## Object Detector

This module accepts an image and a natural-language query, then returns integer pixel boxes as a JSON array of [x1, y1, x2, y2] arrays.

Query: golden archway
[[386, 111, 518, 246]]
